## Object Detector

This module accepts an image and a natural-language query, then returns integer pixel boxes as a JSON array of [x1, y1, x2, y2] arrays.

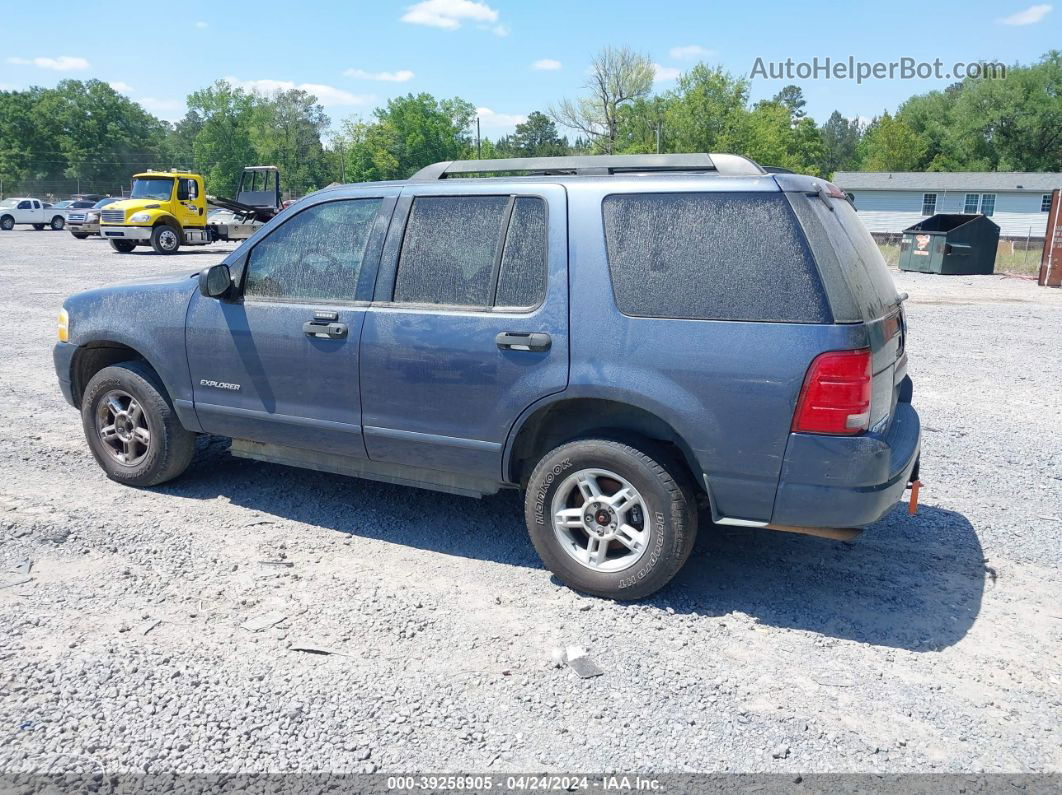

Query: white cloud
[[532, 59, 562, 71], [476, 106, 526, 130], [109, 81, 135, 93], [997, 3, 1052, 24], [195, 20, 208, 29], [6, 55, 89, 71], [224, 76, 374, 106], [139, 97, 183, 111], [652, 63, 682, 83], [669, 44, 715, 61], [488, 23, 509, 36], [344, 68, 415, 82], [401, 0, 499, 29]]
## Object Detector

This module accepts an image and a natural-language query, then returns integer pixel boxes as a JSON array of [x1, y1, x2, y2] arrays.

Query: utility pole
[[476, 117, 481, 159], [655, 122, 662, 154], [338, 141, 346, 182]]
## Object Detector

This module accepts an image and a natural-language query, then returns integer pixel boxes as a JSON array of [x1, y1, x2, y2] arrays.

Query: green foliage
[[496, 111, 569, 157], [337, 93, 476, 182], [2, 49, 1060, 200], [858, 112, 926, 171], [1, 80, 168, 195]]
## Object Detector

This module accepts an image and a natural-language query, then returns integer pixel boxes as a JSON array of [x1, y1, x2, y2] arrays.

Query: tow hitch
[[907, 479, 922, 515]]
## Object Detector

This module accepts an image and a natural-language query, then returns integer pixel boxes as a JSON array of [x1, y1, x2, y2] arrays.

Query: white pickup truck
[[0, 198, 68, 231]]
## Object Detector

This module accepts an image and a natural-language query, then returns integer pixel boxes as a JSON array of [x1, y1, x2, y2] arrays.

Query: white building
[[833, 171, 1061, 239]]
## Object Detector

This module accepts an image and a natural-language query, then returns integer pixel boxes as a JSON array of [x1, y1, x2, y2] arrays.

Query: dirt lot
[[1, 230, 1060, 776]]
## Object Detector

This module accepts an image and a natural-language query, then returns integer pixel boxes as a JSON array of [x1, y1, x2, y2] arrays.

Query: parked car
[[52, 154, 920, 600], [51, 199, 96, 213], [0, 197, 69, 230], [67, 198, 118, 239]]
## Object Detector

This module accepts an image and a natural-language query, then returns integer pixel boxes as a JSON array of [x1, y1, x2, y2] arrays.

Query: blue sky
[[2, 0, 1058, 137]]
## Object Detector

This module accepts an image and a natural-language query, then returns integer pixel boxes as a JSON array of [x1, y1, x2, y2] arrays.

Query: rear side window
[[602, 192, 829, 322], [394, 195, 547, 309]]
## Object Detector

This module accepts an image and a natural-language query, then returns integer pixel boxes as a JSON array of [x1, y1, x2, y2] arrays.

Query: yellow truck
[[99, 166, 281, 254]]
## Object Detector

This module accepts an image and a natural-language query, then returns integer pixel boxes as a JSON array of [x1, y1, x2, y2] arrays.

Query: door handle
[[496, 331, 551, 352], [303, 321, 348, 339]]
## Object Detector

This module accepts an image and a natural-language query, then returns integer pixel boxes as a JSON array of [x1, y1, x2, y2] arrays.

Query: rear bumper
[[53, 341, 77, 407], [771, 401, 921, 528], [100, 225, 152, 240]]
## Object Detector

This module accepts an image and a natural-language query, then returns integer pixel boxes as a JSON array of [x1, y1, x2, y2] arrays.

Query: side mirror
[[199, 264, 234, 299]]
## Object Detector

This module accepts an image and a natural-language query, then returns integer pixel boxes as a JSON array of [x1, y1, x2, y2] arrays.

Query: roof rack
[[410, 153, 766, 181]]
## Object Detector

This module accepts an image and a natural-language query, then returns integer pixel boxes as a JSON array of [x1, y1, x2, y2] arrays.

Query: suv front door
[[185, 192, 396, 456], [359, 183, 569, 480]]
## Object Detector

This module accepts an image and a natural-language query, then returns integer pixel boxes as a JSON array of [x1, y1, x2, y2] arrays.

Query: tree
[[737, 101, 824, 174], [858, 112, 926, 171], [818, 111, 863, 176], [772, 84, 807, 123], [505, 111, 568, 157], [249, 89, 330, 195], [550, 46, 654, 154], [662, 65, 749, 154], [184, 81, 258, 195], [337, 93, 476, 182]]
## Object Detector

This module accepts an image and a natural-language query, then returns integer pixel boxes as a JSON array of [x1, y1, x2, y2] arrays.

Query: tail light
[[792, 349, 872, 435]]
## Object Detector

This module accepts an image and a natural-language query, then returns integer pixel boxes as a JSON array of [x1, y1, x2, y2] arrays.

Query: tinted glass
[[395, 196, 509, 306], [602, 192, 829, 322], [244, 198, 381, 302], [495, 197, 547, 308]]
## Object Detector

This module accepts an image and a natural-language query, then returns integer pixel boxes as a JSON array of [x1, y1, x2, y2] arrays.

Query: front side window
[[177, 179, 198, 201], [131, 178, 175, 201], [964, 193, 979, 213], [394, 195, 547, 309], [602, 192, 829, 323], [17, 200, 31, 210], [979, 193, 995, 216], [244, 198, 382, 302], [921, 193, 937, 215]]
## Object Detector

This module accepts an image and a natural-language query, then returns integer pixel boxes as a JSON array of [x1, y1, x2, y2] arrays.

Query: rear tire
[[150, 223, 181, 254], [71, 232, 89, 240], [81, 361, 196, 487], [0, 215, 13, 231], [524, 438, 698, 600], [33, 223, 46, 230], [110, 239, 136, 253], [51, 215, 65, 230]]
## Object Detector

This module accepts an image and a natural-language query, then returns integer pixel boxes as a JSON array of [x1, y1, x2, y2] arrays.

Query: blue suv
[[53, 154, 920, 599]]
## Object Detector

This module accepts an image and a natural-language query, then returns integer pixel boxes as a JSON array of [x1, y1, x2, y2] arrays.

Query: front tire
[[150, 223, 181, 254], [50, 216, 65, 230], [33, 224, 46, 230], [110, 239, 136, 253], [81, 361, 196, 487], [0, 215, 14, 231], [524, 438, 698, 600], [71, 232, 89, 240]]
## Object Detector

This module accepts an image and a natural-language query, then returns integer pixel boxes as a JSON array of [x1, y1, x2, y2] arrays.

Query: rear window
[[602, 192, 829, 323], [786, 193, 899, 321]]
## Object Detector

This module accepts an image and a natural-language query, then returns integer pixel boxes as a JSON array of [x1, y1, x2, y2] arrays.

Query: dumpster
[[898, 214, 1000, 274]]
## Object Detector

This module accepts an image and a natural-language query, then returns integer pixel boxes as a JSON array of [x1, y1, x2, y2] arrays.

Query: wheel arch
[[505, 396, 705, 498], [70, 340, 167, 405]]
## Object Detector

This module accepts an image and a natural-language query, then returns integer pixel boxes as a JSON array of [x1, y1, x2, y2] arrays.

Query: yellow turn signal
[[58, 308, 69, 342]]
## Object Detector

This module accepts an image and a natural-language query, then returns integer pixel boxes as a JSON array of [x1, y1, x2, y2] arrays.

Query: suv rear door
[[359, 183, 569, 480]]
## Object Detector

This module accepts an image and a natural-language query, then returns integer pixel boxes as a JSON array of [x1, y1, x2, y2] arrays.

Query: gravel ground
[[0, 230, 1060, 776]]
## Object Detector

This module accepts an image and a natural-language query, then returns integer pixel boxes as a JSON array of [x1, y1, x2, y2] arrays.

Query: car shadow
[[161, 439, 983, 652]]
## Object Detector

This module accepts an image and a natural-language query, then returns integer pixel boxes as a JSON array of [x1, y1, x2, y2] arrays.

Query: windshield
[[93, 198, 115, 209], [0, 199, 17, 209], [130, 178, 174, 201]]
